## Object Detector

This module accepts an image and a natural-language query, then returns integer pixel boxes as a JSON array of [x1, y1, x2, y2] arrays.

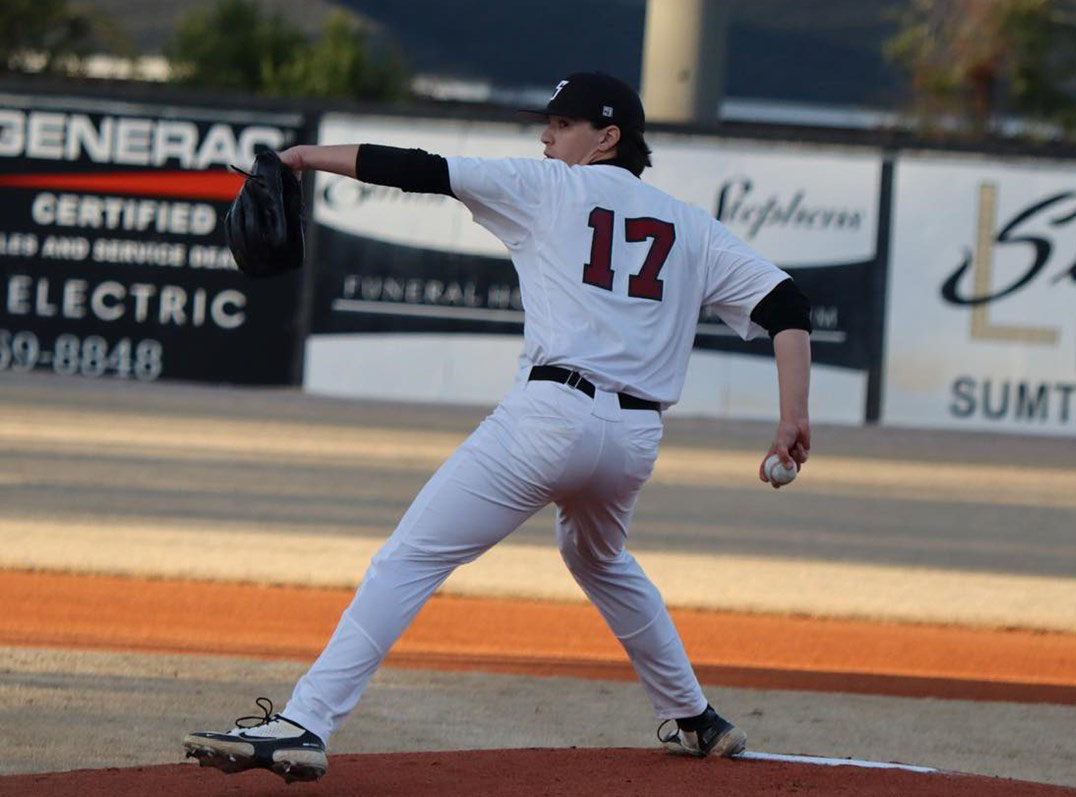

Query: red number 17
[[582, 207, 675, 301]]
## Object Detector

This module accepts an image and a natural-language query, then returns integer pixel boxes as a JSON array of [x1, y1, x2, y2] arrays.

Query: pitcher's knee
[[377, 537, 482, 568], [558, 536, 626, 575]]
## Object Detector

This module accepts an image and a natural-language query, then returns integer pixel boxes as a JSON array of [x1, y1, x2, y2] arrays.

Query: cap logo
[[602, 105, 614, 117], [550, 80, 569, 101]]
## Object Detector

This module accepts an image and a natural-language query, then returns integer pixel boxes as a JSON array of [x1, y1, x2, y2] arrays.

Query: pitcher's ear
[[598, 125, 621, 152]]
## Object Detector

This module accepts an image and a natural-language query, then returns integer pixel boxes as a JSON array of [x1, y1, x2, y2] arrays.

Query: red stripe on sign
[[0, 170, 245, 200]]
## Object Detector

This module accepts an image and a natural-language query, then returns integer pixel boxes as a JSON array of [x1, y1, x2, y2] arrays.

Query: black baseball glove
[[225, 149, 304, 278]]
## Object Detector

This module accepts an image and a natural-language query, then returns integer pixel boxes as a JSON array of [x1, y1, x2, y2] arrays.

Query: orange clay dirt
[[3, 570, 1075, 703], [4, 570, 1076, 796]]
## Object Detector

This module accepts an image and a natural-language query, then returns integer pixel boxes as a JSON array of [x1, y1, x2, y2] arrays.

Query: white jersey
[[447, 156, 789, 406]]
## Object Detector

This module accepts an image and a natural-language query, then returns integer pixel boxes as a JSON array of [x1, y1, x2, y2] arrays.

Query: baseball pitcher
[[185, 71, 812, 783]]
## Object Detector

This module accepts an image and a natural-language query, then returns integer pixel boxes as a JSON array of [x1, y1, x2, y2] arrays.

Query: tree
[[166, 0, 306, 93], [0, 0, 128, 75], [886, 0, 1076, 137], [264, 11, 409, 102], [167, 1, 409, 101]]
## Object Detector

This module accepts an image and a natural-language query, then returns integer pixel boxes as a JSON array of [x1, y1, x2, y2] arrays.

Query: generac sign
[[0, 109, 287, 169]]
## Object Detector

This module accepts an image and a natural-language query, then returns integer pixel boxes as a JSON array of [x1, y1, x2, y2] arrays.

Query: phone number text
[[0, 329, 163, 380]]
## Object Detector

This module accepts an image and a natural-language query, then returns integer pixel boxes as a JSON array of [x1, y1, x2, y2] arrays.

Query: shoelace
[[656, 719, 683, 745], [234, 696, 276, 729]]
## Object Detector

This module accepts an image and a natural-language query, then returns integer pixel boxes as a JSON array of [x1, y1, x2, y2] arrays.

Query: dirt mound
[[2, 749, 1072, 797]]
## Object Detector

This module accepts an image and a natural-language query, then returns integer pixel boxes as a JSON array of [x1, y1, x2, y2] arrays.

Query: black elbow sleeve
[[750, 278, 813, 337], [355, 144, 455, 196]]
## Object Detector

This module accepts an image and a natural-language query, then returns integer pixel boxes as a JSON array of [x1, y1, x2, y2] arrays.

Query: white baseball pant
[[282, 378, 708, 743]]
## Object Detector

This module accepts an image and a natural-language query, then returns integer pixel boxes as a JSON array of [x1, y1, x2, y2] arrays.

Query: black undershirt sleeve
[[355, 144, 455, 197], [749, 278, 813, 337]]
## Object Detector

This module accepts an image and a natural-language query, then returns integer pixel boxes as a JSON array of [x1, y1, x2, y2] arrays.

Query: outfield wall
[[1, 84, 1073, 435]]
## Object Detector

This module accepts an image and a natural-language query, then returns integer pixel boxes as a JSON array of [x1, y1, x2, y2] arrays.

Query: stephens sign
[[884, 155, 1076, 435], [307, 114, 883, 421], [312, 117, 882, 373], [646, 137, 883, 375], [0, 93, 308, 385]]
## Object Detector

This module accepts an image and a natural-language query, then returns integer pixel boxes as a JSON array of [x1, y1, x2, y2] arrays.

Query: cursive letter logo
[[940, 182, 1075, 344]]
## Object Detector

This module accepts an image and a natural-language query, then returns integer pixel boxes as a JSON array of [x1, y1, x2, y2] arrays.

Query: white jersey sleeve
[[702, 221, 790, 340], [446, 156, 561, 248]]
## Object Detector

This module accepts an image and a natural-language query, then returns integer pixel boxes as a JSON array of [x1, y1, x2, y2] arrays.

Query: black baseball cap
[[520, 72, 646, 134]]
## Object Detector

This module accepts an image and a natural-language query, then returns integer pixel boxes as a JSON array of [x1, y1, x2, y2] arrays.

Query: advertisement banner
[[653, 137, 881, 374], [307, 114, 883, 421], [0, 92, 308, 385], [884, 154, 1076, 435]]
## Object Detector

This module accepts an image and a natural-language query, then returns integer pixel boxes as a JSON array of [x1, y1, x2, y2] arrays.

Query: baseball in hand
[[764, 454, 797, 485]]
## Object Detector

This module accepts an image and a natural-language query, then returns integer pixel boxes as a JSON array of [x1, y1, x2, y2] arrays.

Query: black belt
[[528, 366, 660, 411]]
